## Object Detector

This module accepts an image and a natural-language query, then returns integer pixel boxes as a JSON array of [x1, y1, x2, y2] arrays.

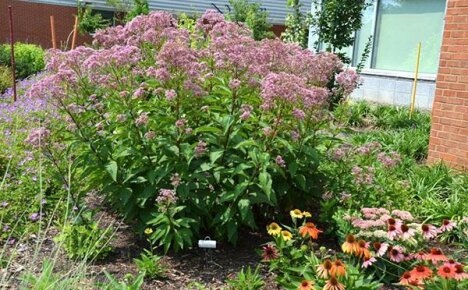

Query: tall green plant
[[282, 0, 312, 48], [226, 0, 274, 40], [310, 0, 371, 63]]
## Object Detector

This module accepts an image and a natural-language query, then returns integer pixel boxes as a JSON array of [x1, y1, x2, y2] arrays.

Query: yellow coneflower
[[302, 211, 312, 218], [290, 209, 304, 219], [144, 228, 153, 235], [281, 230, 293, 241], [267, 222, 282, 236], [341, 234, 358, 255]]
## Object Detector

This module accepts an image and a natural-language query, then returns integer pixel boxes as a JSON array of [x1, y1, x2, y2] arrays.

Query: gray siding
[[21, 0, 312, 24]]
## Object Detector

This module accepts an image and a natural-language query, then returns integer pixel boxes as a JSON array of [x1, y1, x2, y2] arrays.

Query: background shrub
[[0, 43, 45, 79], [0, 65, 12, 93], [29, 10, 357, 250]]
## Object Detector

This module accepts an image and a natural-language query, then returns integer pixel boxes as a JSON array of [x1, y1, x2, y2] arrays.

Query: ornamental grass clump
[[28, 10, 358, 250]]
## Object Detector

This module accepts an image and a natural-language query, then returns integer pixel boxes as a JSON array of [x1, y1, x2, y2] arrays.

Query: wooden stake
[[410, 42, 421, 118], [50, 15, 57, 49], [8, 6, 17, 102], [71, 15, 78, 50]]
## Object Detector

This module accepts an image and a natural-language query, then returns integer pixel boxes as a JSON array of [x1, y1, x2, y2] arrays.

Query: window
[[372, 0, 446, 74], [314, 0, 446, 74]]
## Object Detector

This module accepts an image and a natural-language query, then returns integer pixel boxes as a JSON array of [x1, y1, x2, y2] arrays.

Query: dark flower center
[[401, 224, 409, 232]]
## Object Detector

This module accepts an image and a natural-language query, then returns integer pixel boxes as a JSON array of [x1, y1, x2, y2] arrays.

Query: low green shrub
[[226, 266, 264, 290], [0, 65, 12, 93], [133, 249, 166, 279], [0, 43, 45, 79], [54, 211, 114, 261]]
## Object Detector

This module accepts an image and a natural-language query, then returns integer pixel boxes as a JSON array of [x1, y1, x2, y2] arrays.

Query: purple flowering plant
[[30, 10, 359, 251]]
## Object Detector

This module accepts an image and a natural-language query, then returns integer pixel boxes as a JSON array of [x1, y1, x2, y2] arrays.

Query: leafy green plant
[[0, 65, 12, 93], [54, 210, 114, 260], [19, 260, 81, 290], [226, 265, 264, 290], [226, 0, 274, 40], [282, 0, 312, 48], [0, 43, 45, 79], [100, 272, 145, 290], [133, 249, 166, 279], [310, 0, 370, 63], [77, 2, 111, 34], [36, 11, 354, 251]]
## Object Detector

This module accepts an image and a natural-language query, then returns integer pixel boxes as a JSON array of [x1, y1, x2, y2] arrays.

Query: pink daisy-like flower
[[413, 251, 427, 260], [389, 246, 405, 263], [387, 225, 401, 240], [421, 224, 438, 239], [362, 257, 377, 268], [373, 242, 389, 257], [439, 219, 456, 232], [400, 224, 416, 240]]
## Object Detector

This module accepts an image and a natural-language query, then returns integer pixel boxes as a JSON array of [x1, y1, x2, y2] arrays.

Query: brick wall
[[427, 0, 468, 170], [0, 0, 91, 49]]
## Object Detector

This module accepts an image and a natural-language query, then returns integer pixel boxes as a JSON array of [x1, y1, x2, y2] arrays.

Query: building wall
[[351, 74, 436, 110], [427, 0, 468, 169], [19, 0, 312, 25], [0, 0, 92, 48]]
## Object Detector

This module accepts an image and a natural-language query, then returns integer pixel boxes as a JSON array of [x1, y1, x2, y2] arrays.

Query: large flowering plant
[[27, 10, 359, 250], [319, 141, 413, 228], [262, 209, 381, 289], [339, 207, 468, 288], [0, 77, 68, 243]]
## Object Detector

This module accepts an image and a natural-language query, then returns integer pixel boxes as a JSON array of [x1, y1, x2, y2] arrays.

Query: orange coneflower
[[438, 265, 457, 279], [410, 265, 433, 279], [324, 276, 345, 290], [317, 259, 333, 279], [342, 234, 358, 255], [299, 222, 322, 239], [454, 264, 468, 281], [298, 279, 315, 290], [425, 248, 448, 264], [356, 240, 371, 259], [399, 272, 424, 289], [330, 259, 346, 277]]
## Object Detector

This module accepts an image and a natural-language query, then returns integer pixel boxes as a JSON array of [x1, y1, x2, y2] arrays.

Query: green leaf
[[210, 149, 224, 164], [238, 199, 250, 221], [105, 161, 118, 182], [259, 170, 273, 202]]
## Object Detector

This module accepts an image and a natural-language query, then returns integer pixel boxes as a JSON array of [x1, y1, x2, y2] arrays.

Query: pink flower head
[[421, 224, 438, 240], [25, 127, 51, 148], [387, 225, 401, 240], [292, 108, 306, 120], [439, 219, 456, 232], [135, 112, 149, 127], [156, 189, 177, 206], [229, 79, 241, 89], [175, 118, 187, 128], [195, 141, 207, 157], [389, 246, 405, 263], [362, 257, 376, 268], [144, 131, 156, 140], [336, 69, 360, 96], [165, 89, 177, 101], [275, 155, 286, 168], [400, 224, 416, 240], [373, 242, 389, 257]]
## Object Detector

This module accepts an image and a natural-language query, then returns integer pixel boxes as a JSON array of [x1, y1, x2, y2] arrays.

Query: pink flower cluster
[[350, 207, 456, 242]]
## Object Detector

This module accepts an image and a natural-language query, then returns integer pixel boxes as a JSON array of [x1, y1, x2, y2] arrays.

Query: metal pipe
[[71, 15, 78, 50], [8, 6, 17, 102], [410, 42, 422, 118], [50, 15, 57, 49]]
